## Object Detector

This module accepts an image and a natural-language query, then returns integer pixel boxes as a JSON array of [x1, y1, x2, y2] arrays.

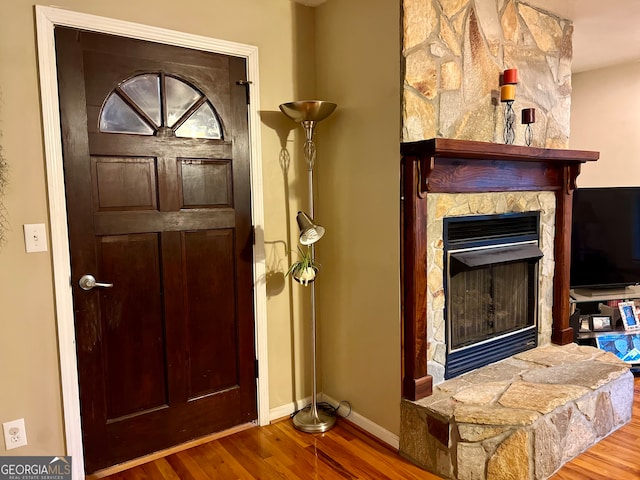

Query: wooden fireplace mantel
[[401, 138, 599, 401]]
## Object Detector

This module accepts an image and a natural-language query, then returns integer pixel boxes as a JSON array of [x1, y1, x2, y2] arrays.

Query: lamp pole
[[279, 100, 337, 433]]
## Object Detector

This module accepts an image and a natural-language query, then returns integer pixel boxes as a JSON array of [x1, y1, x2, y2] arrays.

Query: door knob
[[79, 274, 114, 291]]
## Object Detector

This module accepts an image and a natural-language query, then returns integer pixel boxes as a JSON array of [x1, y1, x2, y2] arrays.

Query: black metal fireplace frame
[[443, 212, 541, 378]]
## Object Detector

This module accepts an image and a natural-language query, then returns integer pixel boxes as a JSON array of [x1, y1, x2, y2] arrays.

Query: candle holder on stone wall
[[522, 108, 536, 147], [503, 101, 515, 145], [500, 69, 518, 145], [524, 123, 533, 146]]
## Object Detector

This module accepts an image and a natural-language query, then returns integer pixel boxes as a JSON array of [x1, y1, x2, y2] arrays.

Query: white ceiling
[[526, 0, 640, 73], [294, 0, 640, 73]]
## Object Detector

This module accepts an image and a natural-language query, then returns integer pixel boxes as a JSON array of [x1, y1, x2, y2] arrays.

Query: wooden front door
[[55, 27, 257, 473]]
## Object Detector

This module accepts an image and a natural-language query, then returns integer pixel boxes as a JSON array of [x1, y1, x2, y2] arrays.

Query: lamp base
[[292, 405, 336, 433]]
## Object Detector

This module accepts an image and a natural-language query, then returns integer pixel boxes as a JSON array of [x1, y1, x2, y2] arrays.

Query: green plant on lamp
[[287, 245, 320, 286]]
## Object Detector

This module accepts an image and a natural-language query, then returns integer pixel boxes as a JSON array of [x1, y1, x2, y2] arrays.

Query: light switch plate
[[23, 223, 48, 253]]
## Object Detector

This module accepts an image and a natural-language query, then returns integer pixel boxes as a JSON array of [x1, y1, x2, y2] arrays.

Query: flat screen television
[[571, 187, 640, 291]]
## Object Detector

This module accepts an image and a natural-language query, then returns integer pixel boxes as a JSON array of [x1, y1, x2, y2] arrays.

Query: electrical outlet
[[3, 418, 27, 450]]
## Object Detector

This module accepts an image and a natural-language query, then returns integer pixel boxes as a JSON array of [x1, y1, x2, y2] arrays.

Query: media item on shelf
[[598, 302, 622, 326], [618, 301, 640, 332], [590, 315, 612, 332], [596, 332, 640, 364], [580, 316, 591, 332]]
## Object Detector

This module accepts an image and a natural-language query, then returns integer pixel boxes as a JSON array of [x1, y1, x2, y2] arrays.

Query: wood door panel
[[88, 132, 232, 158], [88, 386, 244, 470], [93, 209, 236, 235], [82, 49, 232, 135], [56, 27, 256, 473], [78, 30, 231, 70], [93, 157, 158, 211], [99, 234, 166, 420], [180, 159, 232, 208], [183, 230, 238, 399]]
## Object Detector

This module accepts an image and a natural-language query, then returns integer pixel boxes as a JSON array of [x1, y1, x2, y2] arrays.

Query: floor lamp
[[279, 100, 337, 433]]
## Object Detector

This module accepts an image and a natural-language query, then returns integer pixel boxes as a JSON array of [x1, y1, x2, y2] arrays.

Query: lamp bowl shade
[[279, 101, 337, 123]]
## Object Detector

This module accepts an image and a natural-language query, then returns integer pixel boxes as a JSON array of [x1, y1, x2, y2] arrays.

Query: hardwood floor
[[100, 377, 639, 479], [99, 419, 439, 479]]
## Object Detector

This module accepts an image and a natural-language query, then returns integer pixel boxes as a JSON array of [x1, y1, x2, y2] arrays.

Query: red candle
[[500, 85, 516, 102], [522, 108, 535, 124], [503, 68, 518, 84]]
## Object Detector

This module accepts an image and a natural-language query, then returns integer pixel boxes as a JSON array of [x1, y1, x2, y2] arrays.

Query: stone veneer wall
[[426, 191, 556, 384], [402, 0, 572, 148]]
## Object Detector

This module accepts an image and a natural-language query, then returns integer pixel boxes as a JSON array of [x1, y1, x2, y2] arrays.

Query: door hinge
[[236, 80, 252, 105], [255, 359, 259, 378], [251, 225, 256, 245]]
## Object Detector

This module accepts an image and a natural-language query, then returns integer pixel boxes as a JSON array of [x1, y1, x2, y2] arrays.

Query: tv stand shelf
[[577, 328, 628, 340], [570, 286, 640, 303], [571, 288, 640, 372]]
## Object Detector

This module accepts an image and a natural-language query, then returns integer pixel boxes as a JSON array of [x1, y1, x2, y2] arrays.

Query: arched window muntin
[[99, 72, 224, 140]]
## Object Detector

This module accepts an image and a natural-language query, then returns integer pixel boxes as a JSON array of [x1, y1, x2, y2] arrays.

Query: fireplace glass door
[[443, 212, 542, 378], [449, 260, 534, 351]]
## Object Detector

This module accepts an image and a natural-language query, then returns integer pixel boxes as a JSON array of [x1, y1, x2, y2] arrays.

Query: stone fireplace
[[396, 139, 636, 480], [396, 3, 625, 475], [401, 138, 598, 399]]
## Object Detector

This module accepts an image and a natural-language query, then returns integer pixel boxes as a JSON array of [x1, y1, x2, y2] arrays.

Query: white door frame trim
[[35, 6, 269, 478]]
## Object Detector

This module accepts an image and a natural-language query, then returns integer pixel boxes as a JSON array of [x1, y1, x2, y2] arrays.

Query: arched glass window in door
[[99, 73, 223, 139]]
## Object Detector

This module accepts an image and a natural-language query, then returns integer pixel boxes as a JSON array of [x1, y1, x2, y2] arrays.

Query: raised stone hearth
[[400, 344, 634, 480]]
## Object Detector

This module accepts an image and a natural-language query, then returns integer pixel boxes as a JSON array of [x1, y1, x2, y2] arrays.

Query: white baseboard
[[268, 395, 312, 422], [320, 393, 400, 450]]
